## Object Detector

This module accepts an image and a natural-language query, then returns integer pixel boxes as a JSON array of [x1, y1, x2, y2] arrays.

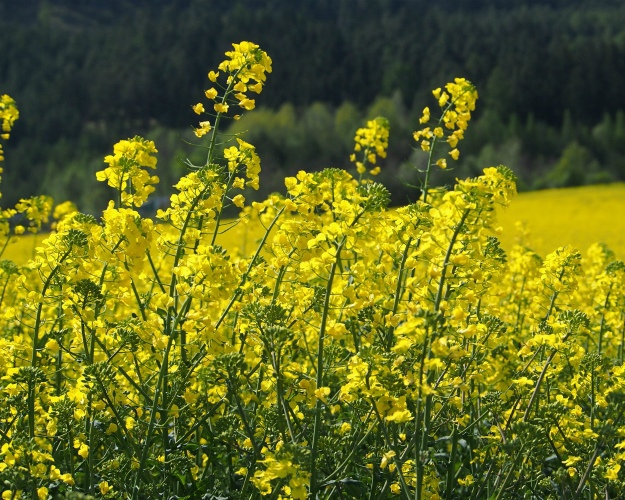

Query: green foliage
[[538, 141, 611, 188]]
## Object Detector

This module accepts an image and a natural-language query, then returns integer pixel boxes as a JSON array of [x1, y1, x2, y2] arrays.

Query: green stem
[[494, 443, 526, 500], [445, 426, 458, 500], [147, 250, 166, 293], [229, 375, 261, 459], [214, 206, 285, 330], [387, 236, 413, 351], [0, 227, 14, 259], [310, 239, 344, 498], [597, 287, 611, 356], [434, 210, 470, 312], [322, 411, 374, 484], [210, 168, 237, 246], [371, 402, 412, 500], [574, 444, 601, 499], [28, 249, 71, 438], [421, 96, 460, 203], [132, 335, 174, 499], [524, 348, 557, 422]]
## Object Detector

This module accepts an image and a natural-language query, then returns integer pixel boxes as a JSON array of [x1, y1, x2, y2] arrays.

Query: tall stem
[[310, 239, 344, 498], [29, 249, 71, 437]]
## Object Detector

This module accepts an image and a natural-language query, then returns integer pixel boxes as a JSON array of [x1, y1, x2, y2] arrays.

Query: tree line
[[1, 0, 625, 212]]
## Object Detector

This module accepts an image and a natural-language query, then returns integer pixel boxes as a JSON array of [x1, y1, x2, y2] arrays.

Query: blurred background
[[1, 0, 625, 214]]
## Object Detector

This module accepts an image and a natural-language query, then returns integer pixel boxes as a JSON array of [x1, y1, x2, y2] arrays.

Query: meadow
[[1, 42, 625, 500]]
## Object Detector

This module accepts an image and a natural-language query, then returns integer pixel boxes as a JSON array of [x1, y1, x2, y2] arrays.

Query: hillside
[[1, 0, 625, 213]]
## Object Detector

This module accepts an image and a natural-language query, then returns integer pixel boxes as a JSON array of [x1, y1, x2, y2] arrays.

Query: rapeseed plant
[[0, 41, 624, 500]]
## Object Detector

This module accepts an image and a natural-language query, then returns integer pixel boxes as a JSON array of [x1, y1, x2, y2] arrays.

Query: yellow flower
[[314, 386, 331, 403], [96, 136, 159, 207], [232, 194, 245, 208], [449, 148, 460, 160], [194, 120, 212, 138], [458, 474, 475, 486], [208, 70, 219, 82], [77, 443, 89, 459], [52, 200, 77, 220], [563, 456, 582, 467], [239, 98, 256, 110], [249, 82, 263, 93], [214, 102, 229, 113], [351, 116, 389, 176], [606, 463, 621, 480], [99, 481, 112, 495], [204, 88, 218, 100], [380, 450, 396, 470], [192, 103, 205, 114]]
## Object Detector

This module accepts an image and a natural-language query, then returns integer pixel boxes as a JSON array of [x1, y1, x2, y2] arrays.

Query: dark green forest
[[2, 0, 625, 212]]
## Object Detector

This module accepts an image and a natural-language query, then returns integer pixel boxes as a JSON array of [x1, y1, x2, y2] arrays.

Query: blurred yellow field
[[3, 183, 624, 264], [217, 183, 625, 260], [2, 233, 46, 264], [496, 183, 625, 259]]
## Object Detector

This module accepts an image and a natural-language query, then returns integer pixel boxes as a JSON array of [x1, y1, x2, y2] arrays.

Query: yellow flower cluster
[[192, 41, 272, 137], [251, 443, 310, 499], [0, 94, 19, 196], [0, 94, 18, 155], [1, 44, 624, 500], [223, 138, 262, 190], [218, 41, 273, 93], [95, 136, 159, 207], [15, 195, 54, 233], [350, 116, 390, 176], [413, 77, 478, 169], [156, 166, 224, 245]]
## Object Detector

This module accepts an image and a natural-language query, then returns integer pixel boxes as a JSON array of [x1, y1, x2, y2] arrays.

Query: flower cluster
[[192, 41, 273, 137], [350, 116, 390, 177], [0, 94, 19, 196], [224, 138, 262, 190], [95, 136, 159, 208], [14, 195, 54, 234], [413, 77, 478, 169], [0, 95, 19, 158]]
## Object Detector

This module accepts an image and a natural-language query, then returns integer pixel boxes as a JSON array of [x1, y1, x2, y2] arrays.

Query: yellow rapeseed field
[[496, 182, 625, 259], [4, 59, 625, 498], [3, 183, 624, 264]]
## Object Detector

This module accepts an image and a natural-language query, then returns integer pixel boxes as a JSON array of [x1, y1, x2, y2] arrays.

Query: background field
[[496, 183, 625, 259], [4, 183, 624, 264]]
